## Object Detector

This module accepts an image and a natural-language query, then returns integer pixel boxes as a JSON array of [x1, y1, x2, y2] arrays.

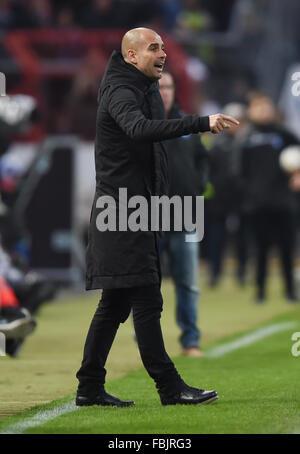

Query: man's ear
[[127, 49, 138, 65]]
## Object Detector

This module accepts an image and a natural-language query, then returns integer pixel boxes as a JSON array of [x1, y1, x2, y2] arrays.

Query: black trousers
[[251, 209, 296, 297], [207, 213, 248, 281], [76, 284, 183, 396]]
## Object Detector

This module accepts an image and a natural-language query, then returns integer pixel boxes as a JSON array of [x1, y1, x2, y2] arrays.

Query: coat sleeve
[[107, 87, 210, 142]]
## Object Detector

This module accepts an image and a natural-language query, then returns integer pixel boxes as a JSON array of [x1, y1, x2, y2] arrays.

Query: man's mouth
[[154, 62, 164, 71]]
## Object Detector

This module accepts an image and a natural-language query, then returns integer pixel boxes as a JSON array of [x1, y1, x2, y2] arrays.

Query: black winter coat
[[241, 122, 299, 213], [207, 130, 246, 216], [86, 51, 210, 290]]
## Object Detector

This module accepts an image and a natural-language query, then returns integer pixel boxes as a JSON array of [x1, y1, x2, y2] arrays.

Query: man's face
[[248, 97, 276, 124], [130, 31, 167, 80], [159, 73, 175, 114]]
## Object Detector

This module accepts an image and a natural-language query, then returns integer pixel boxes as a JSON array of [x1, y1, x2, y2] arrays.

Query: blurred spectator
[[28, 0, 53, 27], [80, 0, 129, 29], [55, 6, 75, 28], [0, 246, 56, 315], [0, 0, 51, 30], [176, 0, 214, 37], [0, 0, 240, 33], [0, 94, 40, 247], [0, 274, 36, 357], [229, 0, 268, 36], [206, 102, 249, 286], [60, 48, 107, 139], [157, 0, 181, 32], [290, 171, 300, 192], [81, 0, 116, 28], [0, 254, 56, 357], [0, 93, 57, 357], [202, 0, 238, 32], [241, 92, 299, 302], [80, 0, 162, 30], [159, 71, 209, 357]]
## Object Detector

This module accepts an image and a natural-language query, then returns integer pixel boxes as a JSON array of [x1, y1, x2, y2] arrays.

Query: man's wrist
[[198, 116, 210, 133]]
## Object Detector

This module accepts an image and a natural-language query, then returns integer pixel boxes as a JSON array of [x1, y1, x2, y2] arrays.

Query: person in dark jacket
[[159, 71, 209, 357], [206, 103, 248, 287], [241, 92, 299, 302], [75, 27, 238, 407]]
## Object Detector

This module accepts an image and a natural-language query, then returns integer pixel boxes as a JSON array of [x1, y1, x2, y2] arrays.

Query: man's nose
[[160, 49, 167, 59]]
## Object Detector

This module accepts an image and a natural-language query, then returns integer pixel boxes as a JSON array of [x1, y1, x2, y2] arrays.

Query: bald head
[[120, 27, 167, 80], [121, 28, 159, 60]]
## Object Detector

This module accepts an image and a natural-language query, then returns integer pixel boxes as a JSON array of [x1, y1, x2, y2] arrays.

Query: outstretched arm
[[107, 87, 238, 142]]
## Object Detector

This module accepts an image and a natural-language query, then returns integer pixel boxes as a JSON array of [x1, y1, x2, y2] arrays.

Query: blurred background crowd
[[1, 0, 300, 356]]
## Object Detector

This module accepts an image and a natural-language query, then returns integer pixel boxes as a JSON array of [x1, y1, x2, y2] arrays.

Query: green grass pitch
[[0, 271, 300, 434]]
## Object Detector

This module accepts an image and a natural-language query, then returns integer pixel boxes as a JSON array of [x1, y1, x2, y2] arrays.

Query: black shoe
[[160, 384, 218, 406], [5, 338, 25, 357], [0, 307, 36, 339], [255, 289, 266, 304], [76, 390, 135, 407], [255, 296, 266, 304]]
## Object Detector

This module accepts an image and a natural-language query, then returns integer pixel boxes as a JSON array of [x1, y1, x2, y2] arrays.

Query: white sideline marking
[[0, 401, 78, 434], [0, 321, 297, 434], [1, 401, 51, 404], [207, 322, 297, 358]]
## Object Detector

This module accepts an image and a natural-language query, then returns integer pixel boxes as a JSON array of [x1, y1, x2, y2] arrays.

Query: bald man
[[76, 28, 238, 408]]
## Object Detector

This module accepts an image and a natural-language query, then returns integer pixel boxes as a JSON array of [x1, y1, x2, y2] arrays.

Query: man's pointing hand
[[209, 113, 240, 134]]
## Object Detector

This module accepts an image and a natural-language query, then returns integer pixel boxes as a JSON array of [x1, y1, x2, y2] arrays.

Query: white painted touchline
[[0, 401, 78, 434], [0, 321, 297, 434], [206, 321, 298, 358], [1, 401, 51, 404]]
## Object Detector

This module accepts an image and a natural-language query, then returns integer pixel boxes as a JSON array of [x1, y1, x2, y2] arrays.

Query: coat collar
[[101, 50, 158, 93]]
